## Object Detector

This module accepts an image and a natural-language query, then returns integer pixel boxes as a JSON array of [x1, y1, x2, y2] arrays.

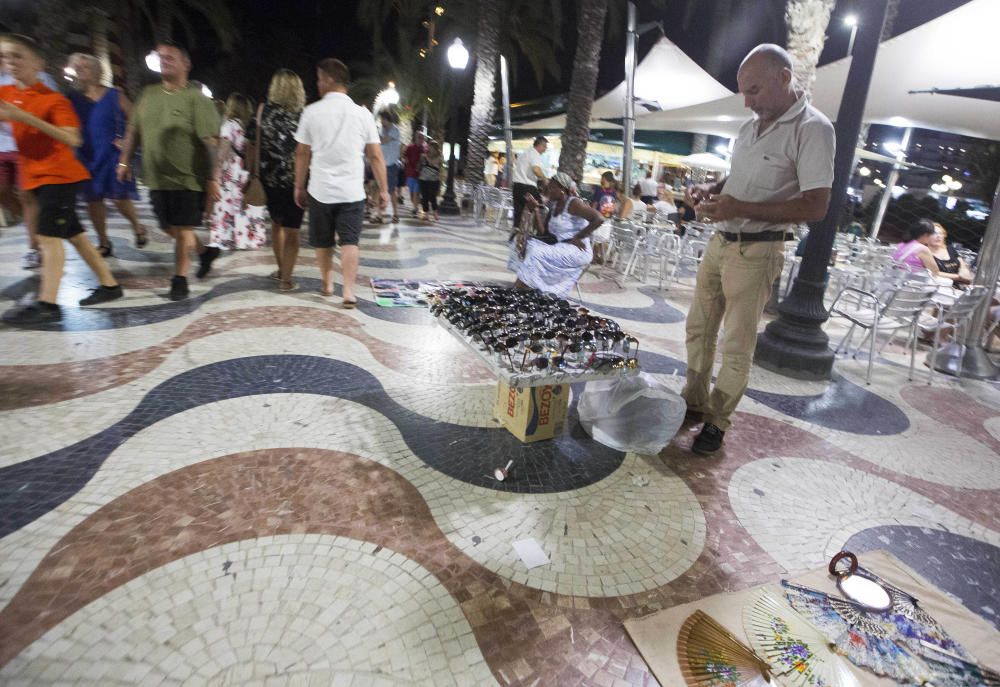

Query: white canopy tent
[[513, 36, 733, 131], [635, 0, 1000, 141]]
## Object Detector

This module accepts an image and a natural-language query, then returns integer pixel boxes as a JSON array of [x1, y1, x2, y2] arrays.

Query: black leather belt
[[719, 230, 793, 242]]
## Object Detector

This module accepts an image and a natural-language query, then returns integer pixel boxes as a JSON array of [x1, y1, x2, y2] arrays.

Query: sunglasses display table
[[625, 550, 1000, 687], [431, 287, 641, 443]]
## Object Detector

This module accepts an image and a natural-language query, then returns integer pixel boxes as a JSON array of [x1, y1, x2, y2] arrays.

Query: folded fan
[[677, 609, 774, 687], [743, 589, 859, 687]]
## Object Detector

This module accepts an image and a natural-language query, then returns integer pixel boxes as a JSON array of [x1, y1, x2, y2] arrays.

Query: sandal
[[341, 298, 357, 309], [269, 270, 281, 281], [279, 279, 297, 292], [98, 241, 113, 258], [320, 287, 335, 298], [134, 225, 149, 248]]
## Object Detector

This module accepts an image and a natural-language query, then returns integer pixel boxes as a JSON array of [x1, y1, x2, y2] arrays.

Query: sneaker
[[21, 249, 41, 270], [196, 246, 221, 279], [3, 302, 61, 324], [692, 423, 725, 455], [169, 275, 189, 301], [79, 284, 124, 306]]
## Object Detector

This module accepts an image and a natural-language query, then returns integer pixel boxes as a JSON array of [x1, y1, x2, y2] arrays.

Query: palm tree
[[463, 1, 501, 187], [785, 0, 836, 96], [357, 0, 563, 184], [557, 0, 611, 180]]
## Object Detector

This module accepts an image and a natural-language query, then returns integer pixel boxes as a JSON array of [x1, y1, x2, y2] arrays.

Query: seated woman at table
[[929, 222, 972, 286], [513, 172, 604, 298], [892, 219, 939, 276]]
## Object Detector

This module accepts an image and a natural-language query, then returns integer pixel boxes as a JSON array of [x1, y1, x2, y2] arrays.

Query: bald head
[[736, 43, 797, 126], [739, 44, 793, 75]]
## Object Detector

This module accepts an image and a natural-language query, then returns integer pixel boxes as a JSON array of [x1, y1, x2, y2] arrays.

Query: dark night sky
[[184, 0, 972, 107]]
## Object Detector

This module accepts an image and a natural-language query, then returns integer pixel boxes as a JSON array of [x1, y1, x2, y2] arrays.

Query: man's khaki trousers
[[681, 233, 785, 431]]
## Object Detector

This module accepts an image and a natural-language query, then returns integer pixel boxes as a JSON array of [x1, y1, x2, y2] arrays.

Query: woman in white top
[[512, 172, 604, 298]]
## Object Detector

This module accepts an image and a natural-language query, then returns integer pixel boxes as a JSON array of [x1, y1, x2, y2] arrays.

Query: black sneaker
[[169, 275, 189, 301], [692, 423, 725, 455], [196, 246, 221, 279], [79, 284, 123, 306], [3, 302, 62, 324]]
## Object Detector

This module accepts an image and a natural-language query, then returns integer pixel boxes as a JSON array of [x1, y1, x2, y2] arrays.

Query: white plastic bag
[[577, 372, 686, 454]]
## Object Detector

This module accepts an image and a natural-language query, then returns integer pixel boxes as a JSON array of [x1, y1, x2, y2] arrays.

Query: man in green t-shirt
[[118, 42, 222, 300]]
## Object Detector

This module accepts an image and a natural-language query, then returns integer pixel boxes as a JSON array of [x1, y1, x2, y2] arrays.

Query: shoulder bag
[[243, 104, 268, 209]]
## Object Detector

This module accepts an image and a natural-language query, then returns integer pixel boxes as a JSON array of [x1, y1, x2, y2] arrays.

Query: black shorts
[[264, 184, 304, 229], [308, 197, 364, 248], [150, 190, 205, 229], [36, 183, 84, 239]]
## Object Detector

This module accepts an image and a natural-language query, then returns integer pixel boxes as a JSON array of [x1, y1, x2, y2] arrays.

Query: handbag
[[243, 104, 267, 209]]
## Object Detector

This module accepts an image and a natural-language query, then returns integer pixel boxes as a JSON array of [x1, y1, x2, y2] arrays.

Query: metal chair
[[829, 282, 939, 384], [924, 285, 990, 385], [666, 235, 708, 286]]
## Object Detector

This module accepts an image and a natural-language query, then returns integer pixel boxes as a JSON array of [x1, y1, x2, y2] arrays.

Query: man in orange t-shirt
[[0, 34, 123, 325]]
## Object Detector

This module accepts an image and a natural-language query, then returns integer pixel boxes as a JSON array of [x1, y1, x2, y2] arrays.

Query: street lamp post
[[844, 15, 859, 57], [439, 38, 469, 216]]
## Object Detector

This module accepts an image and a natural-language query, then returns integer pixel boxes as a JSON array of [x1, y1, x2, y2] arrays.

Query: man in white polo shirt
[[638, 170, 659, 205], [682, 44, 835, 454], [511, 135, 547, 230], [294, 58, 387, 308]]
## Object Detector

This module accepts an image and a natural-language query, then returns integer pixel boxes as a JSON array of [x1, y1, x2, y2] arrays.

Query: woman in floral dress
[[208, 93, 267, 250]]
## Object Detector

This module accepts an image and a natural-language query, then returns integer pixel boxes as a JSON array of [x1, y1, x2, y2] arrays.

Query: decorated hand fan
[[827, 554, 1000, 686], [743, 589, 859, 687], [781, 580, 932, 684], [677, 610, 774, 686]]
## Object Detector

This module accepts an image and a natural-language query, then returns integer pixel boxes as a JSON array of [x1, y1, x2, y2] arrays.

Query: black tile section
[[0, 355, 627, 538]]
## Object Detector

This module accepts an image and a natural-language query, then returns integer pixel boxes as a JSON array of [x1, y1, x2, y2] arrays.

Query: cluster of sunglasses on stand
[[430, 287, 640, 375]]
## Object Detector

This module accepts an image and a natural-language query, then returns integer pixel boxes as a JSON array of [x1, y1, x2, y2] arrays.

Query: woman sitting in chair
[[892, 219, 940, 276], [512, 172, 603, 298]]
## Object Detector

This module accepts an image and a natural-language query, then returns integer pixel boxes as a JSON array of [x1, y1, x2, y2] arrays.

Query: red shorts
[[0, 151, 18, 189]]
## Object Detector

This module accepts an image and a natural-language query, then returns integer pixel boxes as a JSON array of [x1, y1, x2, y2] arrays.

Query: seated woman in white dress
[[512, 172, 604, 298]]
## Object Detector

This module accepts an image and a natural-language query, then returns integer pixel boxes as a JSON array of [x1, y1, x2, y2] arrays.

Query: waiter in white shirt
[[638, 170, 659, 205], [511, 136, 548, 230]]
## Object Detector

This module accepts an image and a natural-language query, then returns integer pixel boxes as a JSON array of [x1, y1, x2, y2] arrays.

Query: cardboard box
[[494, 381, 570, 443]]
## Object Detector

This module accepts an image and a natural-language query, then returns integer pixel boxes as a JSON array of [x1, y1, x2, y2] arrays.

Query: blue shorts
[[406, 177, 420, 194], [385, 163, 400, 192]]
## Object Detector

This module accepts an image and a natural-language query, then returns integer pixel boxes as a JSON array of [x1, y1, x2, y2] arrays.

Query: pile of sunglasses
[[430, 286, 640, 377]]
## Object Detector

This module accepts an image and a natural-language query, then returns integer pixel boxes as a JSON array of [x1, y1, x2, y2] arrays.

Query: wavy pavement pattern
[[0, 355, 628, 538]]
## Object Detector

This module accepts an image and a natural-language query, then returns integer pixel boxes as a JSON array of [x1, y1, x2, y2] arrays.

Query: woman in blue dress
[[68, 53, 147, 256]]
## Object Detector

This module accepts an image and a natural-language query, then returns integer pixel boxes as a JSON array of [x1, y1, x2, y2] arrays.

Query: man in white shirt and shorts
[[511, 136, 547, 230], [295, 58, 388, 308], [682, 44, 835, 454]]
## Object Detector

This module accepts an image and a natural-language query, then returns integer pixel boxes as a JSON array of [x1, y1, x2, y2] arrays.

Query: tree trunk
[[155, 0, 176, 42], [785, 0, 836, 97], [465, 0, 503, 186], [557, 0, 610, 181]]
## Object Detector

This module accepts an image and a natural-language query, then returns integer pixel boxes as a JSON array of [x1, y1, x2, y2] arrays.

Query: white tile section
[[729, 457, 1000, 574], [0, 535, 496, 686]]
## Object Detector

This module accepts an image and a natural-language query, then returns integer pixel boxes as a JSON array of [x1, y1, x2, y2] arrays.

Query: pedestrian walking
[[117, 42, 223, 301], [66, 52, 148, 255], [294, 58, 387, 308], [0, 34, 123, 324]]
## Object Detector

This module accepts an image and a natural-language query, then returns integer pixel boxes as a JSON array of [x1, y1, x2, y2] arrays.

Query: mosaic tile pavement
[[1, 194, 998, 685]]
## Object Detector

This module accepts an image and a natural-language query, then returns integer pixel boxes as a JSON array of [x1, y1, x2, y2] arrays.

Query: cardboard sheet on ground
[[624, 550, 1000, 686], [369, 278, 482, 307]]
